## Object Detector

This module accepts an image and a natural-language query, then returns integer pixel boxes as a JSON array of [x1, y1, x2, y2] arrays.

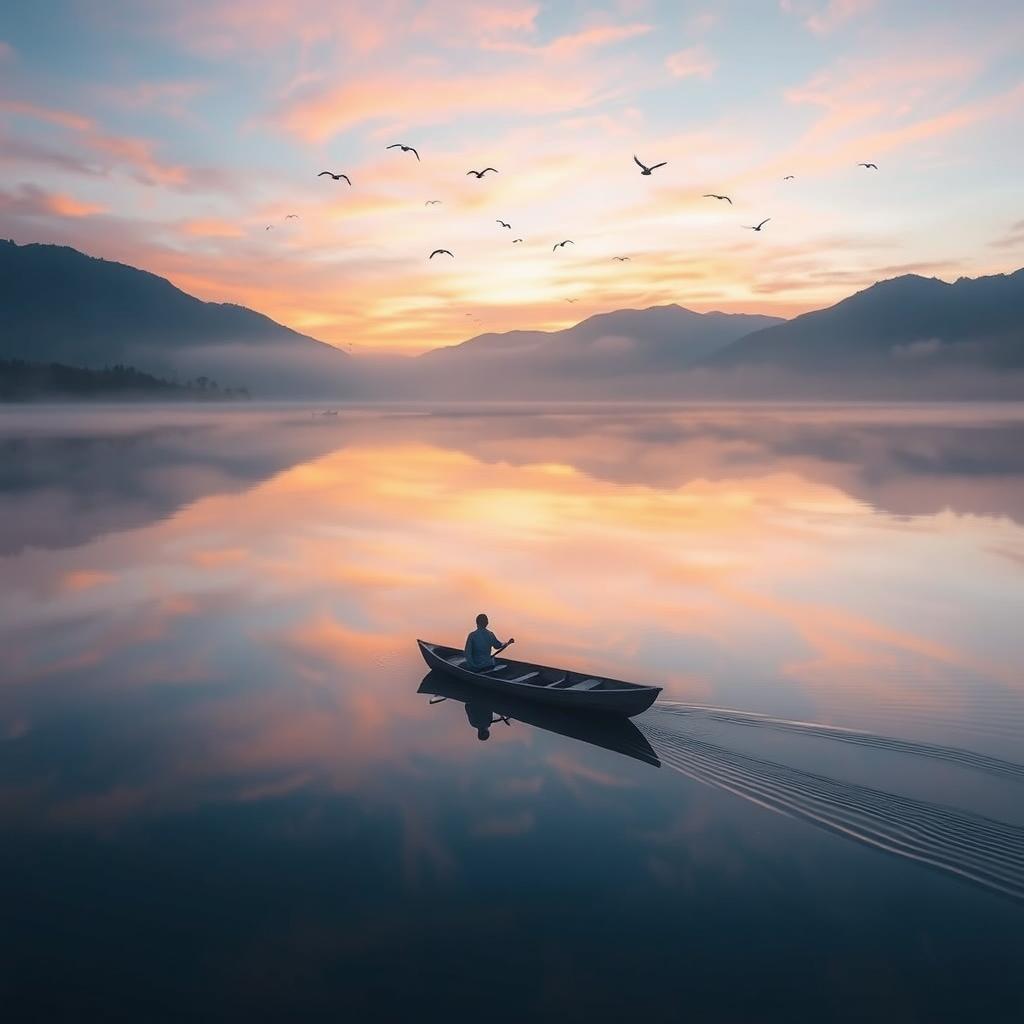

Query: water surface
[[2, 403, 1023, 1021]]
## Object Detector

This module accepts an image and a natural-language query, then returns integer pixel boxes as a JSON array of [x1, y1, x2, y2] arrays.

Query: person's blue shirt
[[465, 627, 500, 669]]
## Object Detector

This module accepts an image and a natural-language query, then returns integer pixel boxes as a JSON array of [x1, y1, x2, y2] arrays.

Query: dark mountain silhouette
[[0, 240, 350, 397], [402, 305, 783, 398], [702, 270, 1024, 385]]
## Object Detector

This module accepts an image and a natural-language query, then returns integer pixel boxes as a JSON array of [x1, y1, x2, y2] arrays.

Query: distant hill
[[407, 305, 784, 398], [0, 240, 350, 397], [698, 269, 1024, 396]]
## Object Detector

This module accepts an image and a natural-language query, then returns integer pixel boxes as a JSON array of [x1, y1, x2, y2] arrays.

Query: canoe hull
[[417, 640, 661, 718]]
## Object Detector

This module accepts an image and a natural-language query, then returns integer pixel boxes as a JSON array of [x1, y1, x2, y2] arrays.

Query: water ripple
[[639, 710, 1024, 902]]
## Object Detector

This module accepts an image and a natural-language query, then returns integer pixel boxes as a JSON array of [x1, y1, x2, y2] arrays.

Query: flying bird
[[744, 218, 771, 232], [466, 167, 498, 178], [318, 171, 351, 184], [612, 256, 630, 261], [858, 162, 878, 170], [429, 249, 454, 259], [512, 238, 523, 243], [783, 175, 795, 180], [387, 143, 420, 161], [425, 200, 442, 206], [565, 298, 579, 303], [285, 214, 299, 219], [634, 154, 666, 176], [265, 225, 273, 231], [496, 219, 511, 229], [703, 194, 732, 204], [553, 239, 574, 251]]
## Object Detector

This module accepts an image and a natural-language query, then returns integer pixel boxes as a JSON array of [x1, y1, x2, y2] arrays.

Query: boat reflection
[[418, 671, 661, 767]]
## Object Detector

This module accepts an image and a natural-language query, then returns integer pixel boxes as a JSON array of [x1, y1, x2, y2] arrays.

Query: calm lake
[[2, 403, 1023, 1022]]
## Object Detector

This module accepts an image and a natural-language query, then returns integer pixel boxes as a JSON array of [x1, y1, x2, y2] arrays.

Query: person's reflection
[[465, 700, 510, 741]]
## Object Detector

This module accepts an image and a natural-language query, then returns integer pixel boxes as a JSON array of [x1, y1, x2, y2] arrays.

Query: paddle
[[495, 638, 515, 656]]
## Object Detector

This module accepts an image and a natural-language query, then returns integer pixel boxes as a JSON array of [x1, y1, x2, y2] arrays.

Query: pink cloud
[[89, 133, 191, 187], [483, 22, 652, 58], [159, 1, 418, 56], [0, 97, 230, 192], [413, 2, 539, 39], [780, 52, 1020, 172], [279, 67, 615, 141], [470, 3, 539, 33], [665, 45, 717, 79], [160, 0, 540, 56]]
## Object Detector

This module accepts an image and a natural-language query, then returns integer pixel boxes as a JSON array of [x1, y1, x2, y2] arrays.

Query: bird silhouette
[[783, 175, 795, 180], [703, 194, 732, 204], [612, 256, 631, 261], [744, 218, 771, 232], [565, 298, 579, 303], [496, 219, 511, 229], [858, 162, 878, 170], [512, 238, 523, 243], [429, 249, 454, 259], [318, 171, 351, 184], [553, 239, 574, 251], [285, 214, 299, 219], [467, 168, 498, 178], [265, 225, 273, 231], [425, 200, 442, 206], [634, 154, 666, 175], [387, 143, 420, 161]]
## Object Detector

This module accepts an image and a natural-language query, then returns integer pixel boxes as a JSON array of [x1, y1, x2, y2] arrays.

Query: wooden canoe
[[416, 639, 662, 718]]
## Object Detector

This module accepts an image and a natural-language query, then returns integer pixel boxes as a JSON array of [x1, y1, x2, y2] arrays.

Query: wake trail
[[637, 710, 1024, 902], [653, 701, 1024, 781]]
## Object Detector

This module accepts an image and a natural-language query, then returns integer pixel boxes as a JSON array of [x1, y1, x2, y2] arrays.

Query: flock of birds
[[263, 144, 882, 304]]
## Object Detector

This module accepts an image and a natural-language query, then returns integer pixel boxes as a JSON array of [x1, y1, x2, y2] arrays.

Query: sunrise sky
[[1, 1, 1022, 353]]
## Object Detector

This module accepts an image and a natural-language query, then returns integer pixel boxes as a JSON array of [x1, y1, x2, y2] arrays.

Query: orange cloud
[[46, 192, 107, 217], [181, 217, 245, 239], [0, 184, 106, 218], [59, 570, 116, 593]]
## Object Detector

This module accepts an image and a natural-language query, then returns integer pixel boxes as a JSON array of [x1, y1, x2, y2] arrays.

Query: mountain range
[[0, 240, 351, 397], [2, 239, 1021, 400], [701, 268, 1024, 396]]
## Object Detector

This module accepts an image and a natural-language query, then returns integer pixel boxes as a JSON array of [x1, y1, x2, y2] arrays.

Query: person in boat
[[464, 612, 513, 671]]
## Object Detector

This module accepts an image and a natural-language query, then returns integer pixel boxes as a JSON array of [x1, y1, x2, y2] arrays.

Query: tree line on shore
[[0, 360, 250, 401]]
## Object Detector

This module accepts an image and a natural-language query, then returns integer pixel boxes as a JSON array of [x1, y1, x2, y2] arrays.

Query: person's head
[[477, 728, 490, 741], [476, 612, 488, 628]]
